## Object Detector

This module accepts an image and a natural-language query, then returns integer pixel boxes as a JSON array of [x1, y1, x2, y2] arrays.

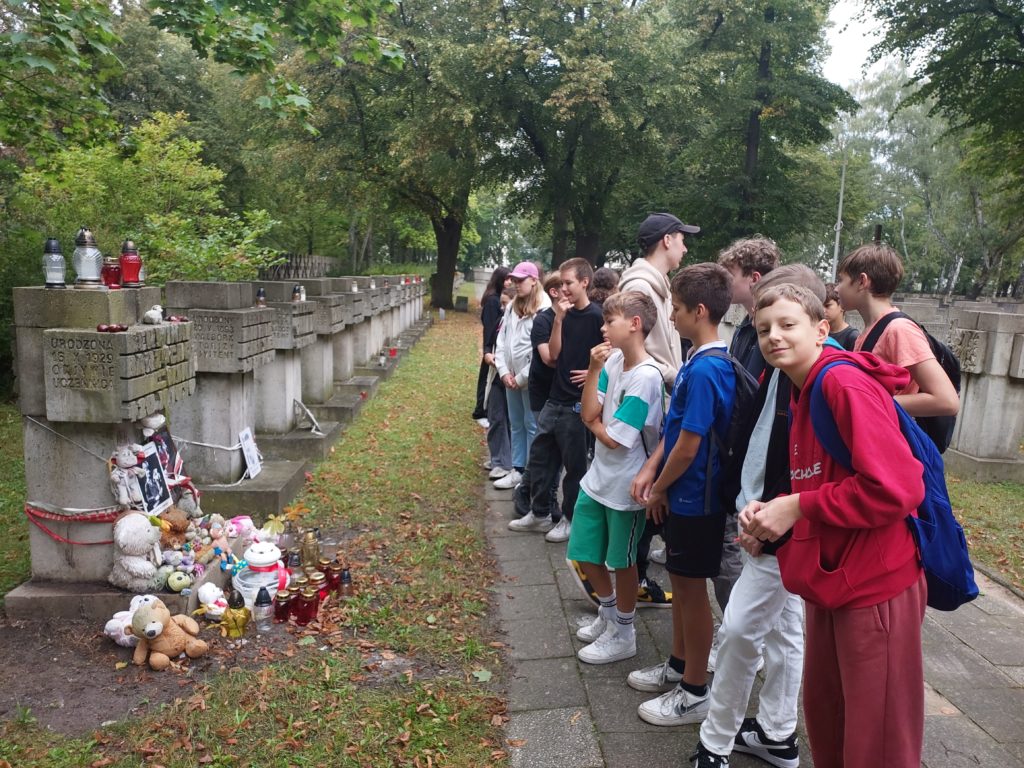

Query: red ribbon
[[248, 561, 289, 591]]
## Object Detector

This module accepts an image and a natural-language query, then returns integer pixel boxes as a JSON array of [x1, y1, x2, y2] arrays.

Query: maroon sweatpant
[[803, 572, 927, 768]]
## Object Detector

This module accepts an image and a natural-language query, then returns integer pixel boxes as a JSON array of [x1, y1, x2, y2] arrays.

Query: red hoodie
[[778, 347, 925, 610]]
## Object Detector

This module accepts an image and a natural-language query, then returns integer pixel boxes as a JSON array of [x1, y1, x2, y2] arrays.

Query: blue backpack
[[807, 360, 979, 611]]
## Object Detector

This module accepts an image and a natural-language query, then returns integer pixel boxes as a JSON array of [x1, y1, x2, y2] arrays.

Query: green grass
[[949, 475, 1024, 592], [0, 312, 509, 767], [0, 404, 28, 610]]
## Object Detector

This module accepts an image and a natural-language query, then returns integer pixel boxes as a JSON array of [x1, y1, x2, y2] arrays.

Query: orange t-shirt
[[854, 309, 934, 395]]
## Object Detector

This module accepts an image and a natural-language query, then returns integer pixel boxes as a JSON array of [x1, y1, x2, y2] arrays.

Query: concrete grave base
[[309, 393, 364, 426], [257, 421, 345, 462], [5, 579, 188, 622], [354, 357, 399, 381], [197, 458, 309, 520], [944, 448, 1024, 483], [334, 374, 380, 401]]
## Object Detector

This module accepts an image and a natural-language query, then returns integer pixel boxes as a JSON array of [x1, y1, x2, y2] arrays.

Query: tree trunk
[[574, 231, 600, 265], [551, 203, 570, 269], [738, 8, 774, 230], [430, 213, 462, 309]]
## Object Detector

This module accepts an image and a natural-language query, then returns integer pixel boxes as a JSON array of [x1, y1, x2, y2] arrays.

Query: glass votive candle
[[273, 588, 293, 623]]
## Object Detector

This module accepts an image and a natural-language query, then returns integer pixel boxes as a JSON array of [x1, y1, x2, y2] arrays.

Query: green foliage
[[0, 0, 121, 152], [149, 0, 405, 130], [9, 112, 280, 285]]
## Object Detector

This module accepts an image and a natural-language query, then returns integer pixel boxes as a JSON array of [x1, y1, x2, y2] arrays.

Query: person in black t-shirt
[[474, 267, 511, 424], [824, 281, 860, 351], [509, 258, 604, 544]]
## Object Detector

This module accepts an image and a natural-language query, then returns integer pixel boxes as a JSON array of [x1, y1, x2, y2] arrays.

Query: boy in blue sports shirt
[[629, 262, 737, 725], [568, 291, 665, 665]]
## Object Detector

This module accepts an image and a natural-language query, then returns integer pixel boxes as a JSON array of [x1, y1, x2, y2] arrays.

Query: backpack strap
[[807, 361, 857, 471], [860, 311, 908, 353], [693, 347, 733, 514]]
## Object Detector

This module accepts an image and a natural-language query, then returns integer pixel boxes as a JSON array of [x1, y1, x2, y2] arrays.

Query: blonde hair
[[602, 291, 657, 336], [512, 268, 545, 318], [752, 263, 826, 302], [754, 284, 825, 323]]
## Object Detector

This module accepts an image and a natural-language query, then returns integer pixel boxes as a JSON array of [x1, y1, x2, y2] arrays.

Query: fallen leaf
[[472, 668, 492, 683], [114, 661, 128, 670]]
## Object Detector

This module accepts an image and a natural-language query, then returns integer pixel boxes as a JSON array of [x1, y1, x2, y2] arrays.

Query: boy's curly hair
[[717, 236, 781, 277]]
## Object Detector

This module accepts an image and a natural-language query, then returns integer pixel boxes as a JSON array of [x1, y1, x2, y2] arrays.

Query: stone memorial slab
[[164, 281, 250, 310], [267, 301, 316, 349], [186, 308, 275, 373], [43, 324, 196, 423]]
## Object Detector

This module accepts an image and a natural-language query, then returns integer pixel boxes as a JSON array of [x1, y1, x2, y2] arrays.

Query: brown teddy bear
[[158, 506, 192, 551], [130, 596, 209, 671]]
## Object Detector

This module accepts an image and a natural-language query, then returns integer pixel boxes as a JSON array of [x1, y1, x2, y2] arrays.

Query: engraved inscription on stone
[[47, 334, 116, 391], [191, 311, 241, 361]]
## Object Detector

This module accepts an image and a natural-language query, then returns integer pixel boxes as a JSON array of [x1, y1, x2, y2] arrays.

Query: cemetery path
[[484, 482, 1024, 768]]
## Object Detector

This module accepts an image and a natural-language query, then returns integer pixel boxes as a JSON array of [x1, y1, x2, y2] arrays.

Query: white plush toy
[[109, 512, 163, 593], [110, 445, 146, 509], [194, 582, 229, 620], [143, 305, 164, 324], [104, 594, 158, 647]]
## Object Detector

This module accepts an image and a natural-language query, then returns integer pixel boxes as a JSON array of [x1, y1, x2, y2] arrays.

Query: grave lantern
[[119, 239, 143, 287], [42, 238, 66, 288], [72, 227, 103, 289]]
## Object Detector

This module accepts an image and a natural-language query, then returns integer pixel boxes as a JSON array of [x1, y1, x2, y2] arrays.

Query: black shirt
[[548, 302, 605, 405], [830, 326, 860, 351], [481, 294, 502, 354], [729, 315, 767, 381], [529, 307, 556, 412]]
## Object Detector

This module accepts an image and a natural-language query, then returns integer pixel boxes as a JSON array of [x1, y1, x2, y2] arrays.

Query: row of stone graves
[[6, 276, 429, 622]]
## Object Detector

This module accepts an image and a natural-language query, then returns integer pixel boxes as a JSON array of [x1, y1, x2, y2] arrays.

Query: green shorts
[[566, 491, 646, 570]]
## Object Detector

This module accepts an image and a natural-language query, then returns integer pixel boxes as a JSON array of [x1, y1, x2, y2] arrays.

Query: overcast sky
[[823, 0, 886, 87]]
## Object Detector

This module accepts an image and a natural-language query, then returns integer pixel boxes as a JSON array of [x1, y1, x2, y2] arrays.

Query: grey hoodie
[[618, 257, 682, 387]]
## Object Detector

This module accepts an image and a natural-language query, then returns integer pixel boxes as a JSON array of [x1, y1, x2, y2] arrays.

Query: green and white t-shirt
[[580, 350, 665, 510]]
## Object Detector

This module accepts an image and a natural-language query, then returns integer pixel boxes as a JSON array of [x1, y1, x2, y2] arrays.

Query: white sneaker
[[544, 517, 571, 543], [578, 625, 636, 665], [488, 466, 511, 480], [482, 459, 493, 471], [507, 511, 553, 533], [649, 547, 667, 564], [576, 608, 613, 642], [493, 470, 522, 490], [638, 685, 710, 726], [475, 417, 490, 429], [627, 660, 684, 692]]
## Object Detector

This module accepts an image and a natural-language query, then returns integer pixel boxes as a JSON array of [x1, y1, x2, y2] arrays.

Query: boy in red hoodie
[[740, 283, 928, 768]]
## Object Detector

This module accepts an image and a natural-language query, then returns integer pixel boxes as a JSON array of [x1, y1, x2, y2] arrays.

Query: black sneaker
[[636, 577, 672, 608], [566, 558, 600, 606], [691, 744, 729, 768], [734, 717, 799, 768]]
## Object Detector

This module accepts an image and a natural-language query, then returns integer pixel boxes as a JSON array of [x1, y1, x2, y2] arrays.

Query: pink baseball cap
[[509, 261, 540, 280]]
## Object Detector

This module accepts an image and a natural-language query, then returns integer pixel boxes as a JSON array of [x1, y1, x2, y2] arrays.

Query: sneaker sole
[[732, 744, 799, 768], [576, 624, 606, 643], [577, 645, 637, 665], [636, 593, 674, 609], [565, 559, 601, 607], [626, 675, 681, 693], [637, 702, 710, 727], [544, 532, 570, 543], [508, 519, 553, 533]]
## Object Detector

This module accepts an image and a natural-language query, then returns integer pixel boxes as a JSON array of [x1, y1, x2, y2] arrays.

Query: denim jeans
[[485, 376, 511, 471], [505, 385, 537, 469], [526, 401, 588, 521], [514, 410, 560, 518]]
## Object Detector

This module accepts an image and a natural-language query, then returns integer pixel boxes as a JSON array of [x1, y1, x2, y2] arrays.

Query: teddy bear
[[103, 594, 158, 648], [193, 582, 228, 621], [130, 596, 209, 671], [109, 512, 162, 593], [109, 445, 146, 509], [158, 506, 191, 550]]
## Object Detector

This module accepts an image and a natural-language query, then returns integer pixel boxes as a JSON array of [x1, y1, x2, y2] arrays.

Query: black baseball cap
[[637, 212, 700, 250]]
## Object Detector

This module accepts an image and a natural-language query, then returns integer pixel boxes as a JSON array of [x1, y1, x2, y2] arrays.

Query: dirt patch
[[0, 615, 297, 736]]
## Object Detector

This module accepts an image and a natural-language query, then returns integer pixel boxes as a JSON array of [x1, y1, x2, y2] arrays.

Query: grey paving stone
[[929, 603, 1024, 666], [1002, 666, 1024, 686], [495, 583, 564, 623], [636, 609, 675, 658], [492, 532, 553, 563], [508, 657, 588, 711], [584, 674, 694, 734], [496, 557, 557, 587], [938, 685, 1024, 744], [922, 620, 1018, 691], [501, 617, 576, 661], [922, 712, 1024, 768], [506, 707, 603, 768], [485, 483, 518, 501], [597, 731, 694, 768]]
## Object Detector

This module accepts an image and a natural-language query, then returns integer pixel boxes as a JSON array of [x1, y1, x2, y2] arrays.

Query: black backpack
[[700, 349, 760, 512], [861, 312, 961, 453]]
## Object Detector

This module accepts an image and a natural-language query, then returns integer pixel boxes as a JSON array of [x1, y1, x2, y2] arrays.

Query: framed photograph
[[139, 442, 173, 515], [239, 427, 262, 479], [147, 425, 182, 479]]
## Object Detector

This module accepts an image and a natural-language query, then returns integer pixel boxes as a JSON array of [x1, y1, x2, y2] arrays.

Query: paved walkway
[[484, 483, 1024, 768]]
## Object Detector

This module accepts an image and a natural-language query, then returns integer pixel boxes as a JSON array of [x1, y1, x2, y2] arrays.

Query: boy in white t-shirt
[[567, 291, 665, 665]]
